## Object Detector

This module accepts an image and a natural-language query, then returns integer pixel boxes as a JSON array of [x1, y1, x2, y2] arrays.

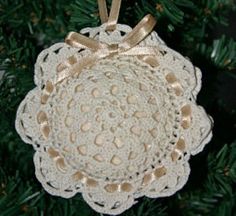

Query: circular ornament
[[15, 1, 213, 215]]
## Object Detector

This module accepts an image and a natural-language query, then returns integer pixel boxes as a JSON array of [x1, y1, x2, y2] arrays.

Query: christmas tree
[[0, 0, 236, 215]]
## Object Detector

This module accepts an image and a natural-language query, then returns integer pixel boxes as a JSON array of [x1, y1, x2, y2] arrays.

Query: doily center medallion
[[49, 56, 180, 181]]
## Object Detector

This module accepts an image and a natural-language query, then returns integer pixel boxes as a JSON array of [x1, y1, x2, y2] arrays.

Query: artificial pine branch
[[172, 142, 236, 216]]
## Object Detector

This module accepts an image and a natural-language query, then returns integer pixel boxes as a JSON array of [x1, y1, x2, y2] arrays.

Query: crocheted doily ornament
[[15, 0, 213, 215]]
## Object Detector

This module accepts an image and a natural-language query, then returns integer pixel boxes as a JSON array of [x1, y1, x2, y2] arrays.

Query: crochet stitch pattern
[[15, 21, 213, 215]]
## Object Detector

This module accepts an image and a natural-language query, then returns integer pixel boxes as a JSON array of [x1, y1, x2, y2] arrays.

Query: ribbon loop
[[106, 0, 122, 31], [97, 0, 122, 31], [98, 0, 109, 24]]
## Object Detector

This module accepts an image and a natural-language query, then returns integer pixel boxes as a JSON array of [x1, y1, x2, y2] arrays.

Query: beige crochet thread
[[15, 22, 213, 215]]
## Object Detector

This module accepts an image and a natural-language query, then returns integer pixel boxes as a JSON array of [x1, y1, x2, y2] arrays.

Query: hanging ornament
[[15, 0, 213, 215]]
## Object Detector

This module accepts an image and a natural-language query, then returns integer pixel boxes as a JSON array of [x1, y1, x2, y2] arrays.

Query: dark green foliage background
[[0, 0, 236, 215]]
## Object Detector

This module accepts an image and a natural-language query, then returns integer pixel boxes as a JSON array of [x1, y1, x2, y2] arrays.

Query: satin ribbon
[[181, 105, 192, 129], [165, 73, 183, 96], [48, 147, 67, 173], [37, 111, 50, 139], [98, 0, 122, 31], [41, 81, 54, 104], [98, 0, 108, 24], [56, 14, 157, 84]]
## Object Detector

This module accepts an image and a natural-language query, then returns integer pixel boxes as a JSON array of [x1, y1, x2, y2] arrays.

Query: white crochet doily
[[15, 23, 213, 215]]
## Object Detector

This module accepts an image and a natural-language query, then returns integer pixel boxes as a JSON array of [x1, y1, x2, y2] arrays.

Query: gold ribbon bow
[[56, 0, 158, 84]]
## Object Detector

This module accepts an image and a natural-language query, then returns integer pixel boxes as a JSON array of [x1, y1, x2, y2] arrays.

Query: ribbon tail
[[65, 31, 107, 50], [119, 46, 158, 56], [120, 14, 157, 51], [56, 51, 107, 84], [120, 46, 159, 67]]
